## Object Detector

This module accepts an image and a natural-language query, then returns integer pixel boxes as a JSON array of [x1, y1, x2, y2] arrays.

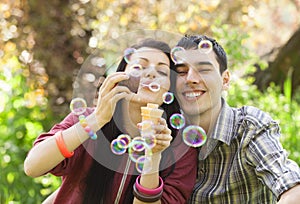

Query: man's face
[[175, 49, 230, 117]]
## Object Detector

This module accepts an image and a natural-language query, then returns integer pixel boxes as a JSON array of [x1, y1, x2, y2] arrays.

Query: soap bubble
[[182, 125, 207, 147], [198, 40, 213, 54], [128, 64, 143, 77], [70, 98, 87, 115], [131, 137, 146, 152], [128, 138, 152, 163], [124, 48, 137, 64], [136, 156, 152, 173], [162, 92, 174, 104], [143, 134, 156, 148], [169, 113, 185, 129], [141, 82, 160, 92], [117, 134, 131, 148], [170, 46, 185, 64], [111, 139, 127, 155]]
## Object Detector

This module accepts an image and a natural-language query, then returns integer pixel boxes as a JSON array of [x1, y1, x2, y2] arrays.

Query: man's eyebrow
[[197, 61, 213, 66]]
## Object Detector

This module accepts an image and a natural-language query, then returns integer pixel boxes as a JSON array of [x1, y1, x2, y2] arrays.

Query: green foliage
[[227, 70, 300, 166], [0, 60, 61, 203], [220, 26, 300, 165]]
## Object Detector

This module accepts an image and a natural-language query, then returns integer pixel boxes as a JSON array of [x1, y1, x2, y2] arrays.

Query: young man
[[173, 35, 300, 203]]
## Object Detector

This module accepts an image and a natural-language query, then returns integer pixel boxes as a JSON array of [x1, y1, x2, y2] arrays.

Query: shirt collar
[[209, 98, 237, 146]]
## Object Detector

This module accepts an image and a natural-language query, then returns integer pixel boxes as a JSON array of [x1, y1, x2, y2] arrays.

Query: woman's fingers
[[155, 134, 172, 145], [150, 133, 172, 153], [95, 78, 131, 124], [150, 120, 173, 153], [153, 122, 171, 135], [99, 72, 129, 96]]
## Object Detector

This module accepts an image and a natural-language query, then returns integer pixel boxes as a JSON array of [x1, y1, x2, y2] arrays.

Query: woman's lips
[[140, 81, 161, 92]]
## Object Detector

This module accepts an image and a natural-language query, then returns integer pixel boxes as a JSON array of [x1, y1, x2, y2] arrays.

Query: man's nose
[[186, 67, 200, 84]]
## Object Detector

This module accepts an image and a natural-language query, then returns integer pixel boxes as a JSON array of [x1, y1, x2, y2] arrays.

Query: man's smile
[[182, 90, 206, 101]]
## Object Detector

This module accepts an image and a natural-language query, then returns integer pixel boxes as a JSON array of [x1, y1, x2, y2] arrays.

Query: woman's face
[[124, 47, 171, 105]]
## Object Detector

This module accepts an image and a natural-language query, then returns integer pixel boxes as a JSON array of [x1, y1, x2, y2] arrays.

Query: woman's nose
[[144, 65, 157, 79]]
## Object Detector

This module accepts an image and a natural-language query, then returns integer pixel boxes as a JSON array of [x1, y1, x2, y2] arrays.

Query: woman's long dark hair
[[83, 38, 180, 203]]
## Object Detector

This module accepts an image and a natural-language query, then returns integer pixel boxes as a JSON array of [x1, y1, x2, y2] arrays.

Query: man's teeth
[[185, 92, 202, 98]]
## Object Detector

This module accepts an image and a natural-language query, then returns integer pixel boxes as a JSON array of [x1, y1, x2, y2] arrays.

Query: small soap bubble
[[128, 139, 152, 163], [117, 134, 131, 148], [169, 113, 185, 129], [198, 40, 213, 54], [163, 92, 174, 104], [143, 134, 156, 149], [170, 46, 185, 64], [182, 125, 207, 147], [70, 98, 87, 115], [124, 48, 136, 64], [128, 64, 142, 77], [111, 139, 127, 155], [136, 156, 152, 174], [131, 137, 146, 152]]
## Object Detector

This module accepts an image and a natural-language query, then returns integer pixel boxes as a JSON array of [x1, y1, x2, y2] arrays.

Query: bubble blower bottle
[[138, 103, 164, 173]]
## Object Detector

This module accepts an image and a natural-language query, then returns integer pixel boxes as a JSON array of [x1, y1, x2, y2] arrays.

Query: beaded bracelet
[[78, 115, 97, 140], [133, 183, 163, 203], [55, 131, 74, 158], [135, 175, 164, 196]]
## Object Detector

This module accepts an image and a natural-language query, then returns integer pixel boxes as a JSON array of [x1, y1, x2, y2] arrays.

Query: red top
[[33, 108, 198, 204]]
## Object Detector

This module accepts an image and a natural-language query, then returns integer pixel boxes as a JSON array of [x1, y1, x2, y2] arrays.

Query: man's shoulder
[[236, 105, 276, 128]]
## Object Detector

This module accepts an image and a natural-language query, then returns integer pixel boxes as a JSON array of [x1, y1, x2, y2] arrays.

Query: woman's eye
[[158, 70, 168, 76], [131, 64, 143, 70]]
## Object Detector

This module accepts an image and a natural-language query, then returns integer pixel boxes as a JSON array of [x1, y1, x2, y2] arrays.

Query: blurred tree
[[19, 0, 300, 117], [27, 0, 91, 118], [253, 26, 300, 96]]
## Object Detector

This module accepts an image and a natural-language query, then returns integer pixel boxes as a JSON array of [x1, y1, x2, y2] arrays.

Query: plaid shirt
[[188, 100, 300, 204]]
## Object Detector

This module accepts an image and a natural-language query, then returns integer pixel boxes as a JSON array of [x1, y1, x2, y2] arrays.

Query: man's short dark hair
[[176, 35, 228, 73]]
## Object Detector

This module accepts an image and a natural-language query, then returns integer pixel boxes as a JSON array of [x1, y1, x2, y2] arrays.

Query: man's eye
[[197, 68, 212, 73], [175, 67, 188, 75], [199, 69, 210, 72], [176, 70, 188, 76]]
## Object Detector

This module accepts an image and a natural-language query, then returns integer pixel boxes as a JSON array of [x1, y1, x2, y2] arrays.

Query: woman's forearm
[[133, 153, 162, 204], [24, 113, 101, 177]]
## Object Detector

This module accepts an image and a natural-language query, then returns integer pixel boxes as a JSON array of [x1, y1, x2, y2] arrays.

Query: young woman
[[24, 39, 197, 204]]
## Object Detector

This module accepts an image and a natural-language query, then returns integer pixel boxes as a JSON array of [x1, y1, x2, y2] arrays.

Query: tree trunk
[[28, 0, 90, 118], [253, 26, 300, 96]]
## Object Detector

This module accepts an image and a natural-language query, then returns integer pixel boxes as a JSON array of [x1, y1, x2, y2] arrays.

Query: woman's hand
[[94, 72, 132, 127], [150, 118, 172, 154]]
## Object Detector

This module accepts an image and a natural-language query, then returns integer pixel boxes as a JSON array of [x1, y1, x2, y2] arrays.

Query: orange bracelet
[[55, 131, 74, 158]]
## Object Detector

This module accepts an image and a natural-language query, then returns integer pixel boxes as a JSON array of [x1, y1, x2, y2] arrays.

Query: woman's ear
[[221, 70, 230, 90]]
